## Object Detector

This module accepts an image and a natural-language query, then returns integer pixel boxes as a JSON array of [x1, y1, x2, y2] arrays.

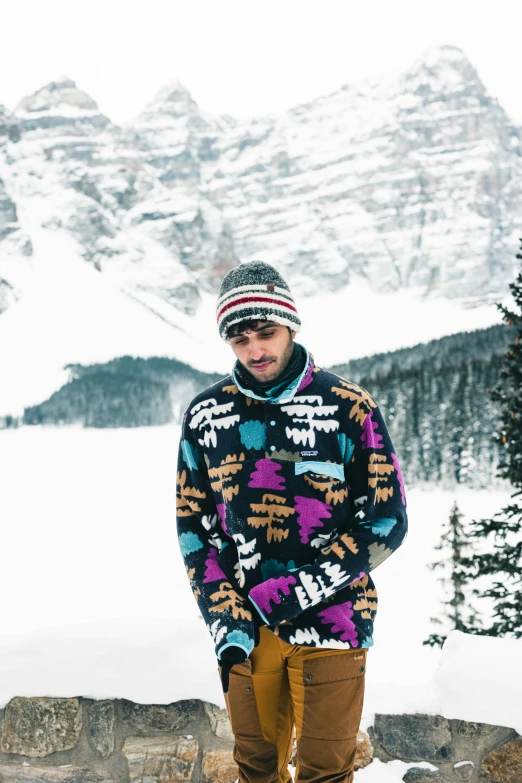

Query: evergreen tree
[[459, 240, 522, 637], [423, 500, 482, 647]]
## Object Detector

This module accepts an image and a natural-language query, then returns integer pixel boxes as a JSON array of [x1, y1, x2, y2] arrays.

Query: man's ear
[[291, 329, 296, 339]]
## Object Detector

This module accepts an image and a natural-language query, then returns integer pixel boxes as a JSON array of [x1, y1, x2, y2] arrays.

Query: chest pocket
[[295, 461, 345, 482]]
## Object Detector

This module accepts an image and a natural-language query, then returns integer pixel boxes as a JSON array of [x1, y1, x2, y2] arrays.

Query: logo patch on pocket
[[300, 450, 318, 456]]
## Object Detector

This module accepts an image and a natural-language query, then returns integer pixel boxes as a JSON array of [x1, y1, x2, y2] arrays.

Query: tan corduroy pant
[[222, 626, 367, 783]]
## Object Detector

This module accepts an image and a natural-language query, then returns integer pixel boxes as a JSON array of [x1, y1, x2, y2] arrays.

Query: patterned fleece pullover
[[175, 351, 408, 661]]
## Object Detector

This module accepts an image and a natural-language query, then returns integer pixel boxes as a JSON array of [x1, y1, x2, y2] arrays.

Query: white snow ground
[[1, 422, 520, 783], [0, 226, 507, 417]]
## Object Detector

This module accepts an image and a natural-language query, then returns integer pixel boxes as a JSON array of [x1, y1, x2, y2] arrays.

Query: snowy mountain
[[0, 45, 520, 415]]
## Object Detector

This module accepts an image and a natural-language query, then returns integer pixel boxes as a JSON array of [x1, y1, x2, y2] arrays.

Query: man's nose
[[249, 341, 266, 361]]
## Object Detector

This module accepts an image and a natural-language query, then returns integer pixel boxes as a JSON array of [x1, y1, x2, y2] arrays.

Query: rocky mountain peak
[[141, 79, 200, 119], [418, 44, 470, 67], [15, 76, 101, 115], [12, 76, 112, 139], [402, 44, 486, 96]]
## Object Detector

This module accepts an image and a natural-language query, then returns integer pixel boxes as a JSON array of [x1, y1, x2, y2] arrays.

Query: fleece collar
[[233, 345, 314, 405]]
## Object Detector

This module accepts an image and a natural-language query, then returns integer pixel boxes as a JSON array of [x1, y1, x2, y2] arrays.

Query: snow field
[[1, 423, 518, 739]]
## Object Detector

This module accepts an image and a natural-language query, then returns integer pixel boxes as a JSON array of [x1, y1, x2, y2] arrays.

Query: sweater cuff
[[216, 629, 256, 660], [248, 575, 302, 626], [216, 641, 251, 661]]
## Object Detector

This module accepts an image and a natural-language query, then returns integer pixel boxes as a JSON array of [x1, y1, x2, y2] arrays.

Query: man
[[176, 260, 408, 783]]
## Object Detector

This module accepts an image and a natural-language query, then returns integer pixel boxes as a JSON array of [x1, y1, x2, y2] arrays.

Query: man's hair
[[226, 319, 292, 340], [227, 318, 265, 339]]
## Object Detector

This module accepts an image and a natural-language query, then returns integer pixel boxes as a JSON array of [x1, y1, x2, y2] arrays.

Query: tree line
[[424, 240, 522, 644]]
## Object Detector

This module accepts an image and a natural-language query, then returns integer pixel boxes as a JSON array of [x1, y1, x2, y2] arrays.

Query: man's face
[[229, 321, 296, 382]]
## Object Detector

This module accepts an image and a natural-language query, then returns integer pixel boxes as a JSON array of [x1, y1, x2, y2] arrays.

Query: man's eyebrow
[[230, 322, 277, 337]]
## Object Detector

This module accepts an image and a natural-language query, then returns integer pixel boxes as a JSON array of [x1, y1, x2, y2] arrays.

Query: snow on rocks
[[435, 630, 522, 734]]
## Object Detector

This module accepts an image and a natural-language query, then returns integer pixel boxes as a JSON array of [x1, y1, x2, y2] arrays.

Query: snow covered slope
[[0, 225, 231, 416]]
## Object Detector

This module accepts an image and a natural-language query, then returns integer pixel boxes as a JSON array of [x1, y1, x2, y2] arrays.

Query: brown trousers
[[222, 627, 367, 783]]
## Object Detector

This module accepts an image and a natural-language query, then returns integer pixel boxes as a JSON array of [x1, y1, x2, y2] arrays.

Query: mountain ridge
[[0, 43, 520, 407], [4, 44, 495, 126]]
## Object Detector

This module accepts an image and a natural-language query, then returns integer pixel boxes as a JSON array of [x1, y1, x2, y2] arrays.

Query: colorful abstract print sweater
[[176, 358, 408, 660]]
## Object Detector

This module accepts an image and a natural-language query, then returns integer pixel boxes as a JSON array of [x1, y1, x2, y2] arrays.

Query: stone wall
[[369, 713, 522, 783], [0, 697, 520, 782], [0, 697, 235, 783]]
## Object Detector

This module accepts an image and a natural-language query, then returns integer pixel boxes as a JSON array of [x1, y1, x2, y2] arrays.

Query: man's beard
[[248, 342, 293, 381], [234, 341, 307, 396]]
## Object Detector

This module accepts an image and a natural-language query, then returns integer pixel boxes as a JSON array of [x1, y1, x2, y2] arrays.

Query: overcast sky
[[2, 0, 522, 125]]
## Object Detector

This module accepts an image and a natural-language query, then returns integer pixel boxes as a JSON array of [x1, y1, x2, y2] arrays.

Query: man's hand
[[219, 646, 249, 694]]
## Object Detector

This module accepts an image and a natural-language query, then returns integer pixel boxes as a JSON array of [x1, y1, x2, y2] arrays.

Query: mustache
[[250, 358, 274, 367]]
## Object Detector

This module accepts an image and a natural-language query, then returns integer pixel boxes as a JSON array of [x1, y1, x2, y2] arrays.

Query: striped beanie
[[216, 261, 301, 341]]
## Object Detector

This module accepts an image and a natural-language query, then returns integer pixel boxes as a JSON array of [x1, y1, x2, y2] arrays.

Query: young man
[[176, 261, 408, 783]]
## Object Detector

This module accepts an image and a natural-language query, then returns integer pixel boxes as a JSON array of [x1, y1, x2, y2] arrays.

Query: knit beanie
[[216, 260, 301, 341]]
